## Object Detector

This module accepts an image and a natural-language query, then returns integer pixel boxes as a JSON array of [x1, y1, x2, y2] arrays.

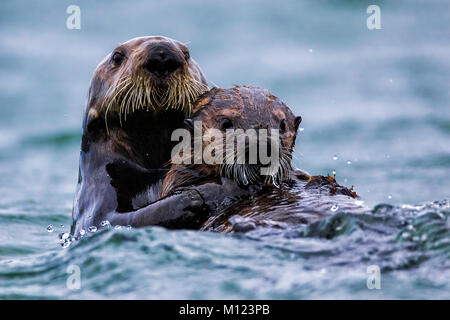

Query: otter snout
[[144, 44, 184, 79]]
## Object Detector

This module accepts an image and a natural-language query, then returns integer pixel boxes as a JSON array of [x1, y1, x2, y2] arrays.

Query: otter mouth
[[214, 140, 293, 188], [219, 153, 292, 188], [218, 133, 293, 188], [102, 70, 207, 123], [150, 76, 172, 87]]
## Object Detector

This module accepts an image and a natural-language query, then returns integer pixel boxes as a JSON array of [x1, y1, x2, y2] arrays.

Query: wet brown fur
[[161, 86, 302, 197]]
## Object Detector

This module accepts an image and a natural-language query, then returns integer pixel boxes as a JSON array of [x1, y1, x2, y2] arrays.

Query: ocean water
[[0, 0, 449, 299]]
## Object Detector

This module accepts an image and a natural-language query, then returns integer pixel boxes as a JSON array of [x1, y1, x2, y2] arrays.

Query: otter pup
[[71, 36, 209, 236], [161, 86, 302, 196], [106, 86, 304, 230]]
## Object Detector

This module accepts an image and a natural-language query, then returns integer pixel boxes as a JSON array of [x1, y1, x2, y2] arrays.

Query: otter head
[[162, 86, 302, 195], [86, 36, 208, 127]]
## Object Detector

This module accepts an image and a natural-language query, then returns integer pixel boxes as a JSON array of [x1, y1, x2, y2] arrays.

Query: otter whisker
[[103, 77, 134, 132], [102, 68, 206, 123]]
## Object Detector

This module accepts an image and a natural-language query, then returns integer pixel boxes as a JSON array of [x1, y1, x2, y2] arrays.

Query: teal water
[[0, 0, 449, 299]]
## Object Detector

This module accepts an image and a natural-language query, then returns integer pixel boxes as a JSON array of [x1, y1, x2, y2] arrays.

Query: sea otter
[[71, 36, 209, 236], [106, 86, 365, 232], [106, 86, 301, 229], [160, 85, 302, 196]]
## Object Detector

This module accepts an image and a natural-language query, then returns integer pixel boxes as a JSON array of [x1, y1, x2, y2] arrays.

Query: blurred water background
[[0, 0, 449, 299]]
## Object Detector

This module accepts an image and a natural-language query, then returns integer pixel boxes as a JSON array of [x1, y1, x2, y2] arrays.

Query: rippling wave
[[0, 200, 447, 299]]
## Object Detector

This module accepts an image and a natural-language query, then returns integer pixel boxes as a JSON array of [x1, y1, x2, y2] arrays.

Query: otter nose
[[145, 48, 182, 78]]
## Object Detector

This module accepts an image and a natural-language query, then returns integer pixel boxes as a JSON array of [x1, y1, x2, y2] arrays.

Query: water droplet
[[114, 225, 122, 230], [331, 204, 339, 212], [100, 220, 111, 228], [402, 232, 410, 239], [388, 195, 392, 199], [332, 170, 336, 176], [389, 78, 393, 83], [79, 229, 86, 236], [61, 241, 71, 249], [308, 48, 313, 53], [88, 226, 97, 233], [126, 225, 132, 230], [332, 155, 338, 161], [59, 231, 73, 248], [46, 225, 54, 233], [59, 232, 69, 240], [407, 224, 414, 230], [346, 160, 352, 165], [420, 234, 427, 242], [299, 127, 304, 132]]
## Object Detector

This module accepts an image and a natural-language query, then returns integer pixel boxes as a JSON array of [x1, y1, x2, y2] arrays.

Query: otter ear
[[294, 116, 302, 132], [184, 119, 194, 132]]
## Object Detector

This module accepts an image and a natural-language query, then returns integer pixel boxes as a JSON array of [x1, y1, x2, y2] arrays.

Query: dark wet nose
[[145, 46, 183, 78]]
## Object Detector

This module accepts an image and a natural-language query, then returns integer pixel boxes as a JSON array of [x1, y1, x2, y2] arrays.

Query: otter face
[[186, 86, 302, 187], [88, 36, 208, 119]]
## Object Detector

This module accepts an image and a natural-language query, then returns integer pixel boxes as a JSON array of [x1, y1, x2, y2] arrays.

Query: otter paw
[[165, 189, 209, 229], [184, 190, 207, 213]]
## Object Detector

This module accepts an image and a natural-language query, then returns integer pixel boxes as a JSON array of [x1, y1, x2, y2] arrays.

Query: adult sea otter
[[71, 36, 209, 236]]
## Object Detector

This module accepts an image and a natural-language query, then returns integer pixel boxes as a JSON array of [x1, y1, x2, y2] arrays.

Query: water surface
[[0, 0, 449, 299]]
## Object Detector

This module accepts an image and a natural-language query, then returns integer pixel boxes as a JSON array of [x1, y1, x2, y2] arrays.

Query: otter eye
[[220, 118, 233, 131], [111, 52, 124, 65], [183, 50, 190, 61], [280, 119, 287, 133]]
